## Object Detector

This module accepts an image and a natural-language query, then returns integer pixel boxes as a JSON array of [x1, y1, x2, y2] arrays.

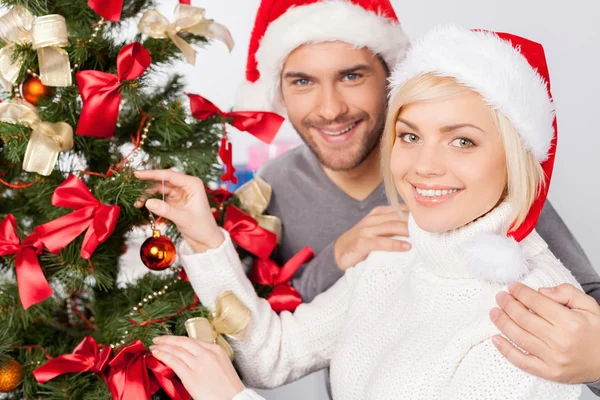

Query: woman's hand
[[151, 336, 245, 400], [134, 169, 224, 252]]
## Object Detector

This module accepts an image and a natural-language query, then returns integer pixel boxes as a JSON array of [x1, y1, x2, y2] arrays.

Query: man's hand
[[151, 335, 245, 400], [490, 282, 600, 384], [333, 205, 411, 271]]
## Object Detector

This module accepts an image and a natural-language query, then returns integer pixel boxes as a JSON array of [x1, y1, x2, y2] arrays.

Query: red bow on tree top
[[251, 246, 314, 312], [76, 42, 151, 139], [188, 94, 284, 184], [0, 215, 53, 310], [88, 0, 191, 21]]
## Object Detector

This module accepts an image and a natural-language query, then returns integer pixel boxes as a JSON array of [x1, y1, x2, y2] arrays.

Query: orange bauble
[[140, 229, 176, 271], [20, 76, 55, 105], [0, 359, 23, 393]]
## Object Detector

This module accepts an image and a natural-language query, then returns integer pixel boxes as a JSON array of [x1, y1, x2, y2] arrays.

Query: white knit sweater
[[180, 203, 583, 399]]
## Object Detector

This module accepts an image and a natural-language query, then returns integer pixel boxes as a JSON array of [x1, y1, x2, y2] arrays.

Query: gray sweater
[[259, 144, 600, 395]]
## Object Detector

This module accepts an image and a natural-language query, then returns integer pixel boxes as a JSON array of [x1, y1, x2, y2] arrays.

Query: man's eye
[[343, 73, 361, 81], [293, 79, 311, 86]]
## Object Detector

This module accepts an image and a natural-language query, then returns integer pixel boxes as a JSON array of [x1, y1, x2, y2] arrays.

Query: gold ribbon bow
[[185, 291, 251, 361], [138, 4, 234, 66], [0, 99, 73, 175], [235, 176, 282, 244], [0, 6, 72, 91]]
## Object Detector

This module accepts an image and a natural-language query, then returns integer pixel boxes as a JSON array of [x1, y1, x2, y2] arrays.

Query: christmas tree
[[0, 0, 284, 398]]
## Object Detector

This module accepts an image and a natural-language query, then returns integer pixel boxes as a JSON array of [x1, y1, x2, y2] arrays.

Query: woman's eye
[[400, 133, 421, 143], [450, 138, 475, 148]]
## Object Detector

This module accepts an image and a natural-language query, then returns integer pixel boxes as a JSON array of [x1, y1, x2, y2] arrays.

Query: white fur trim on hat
[[236, 0, 409, 113], [466, 233, 529, 283], [389, 24, 554, 162]]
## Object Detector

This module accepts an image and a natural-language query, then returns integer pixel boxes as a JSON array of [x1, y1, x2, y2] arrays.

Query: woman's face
[[390, 91, 508, 233]]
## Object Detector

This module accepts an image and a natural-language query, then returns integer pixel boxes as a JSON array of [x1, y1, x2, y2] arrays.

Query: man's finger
[[489, 307, 548, 356], [363, 212, 408, 228], [368, 206, 397, 216], [496, 291, 554, 342], [362, 220, 409, 238], [508, 282, 571, 325], [365, 237, 411, 253], [491, 336, 550, 379], [539, 283, 598, 311]]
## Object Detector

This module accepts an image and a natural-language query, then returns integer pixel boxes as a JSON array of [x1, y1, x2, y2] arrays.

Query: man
[[234, 0, 600, 393]]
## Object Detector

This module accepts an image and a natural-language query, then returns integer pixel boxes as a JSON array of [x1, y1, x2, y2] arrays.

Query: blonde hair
[[381, 73, 545, 231]]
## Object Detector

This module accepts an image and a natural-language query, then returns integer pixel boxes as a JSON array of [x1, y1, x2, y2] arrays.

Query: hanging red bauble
[[0, 358, 23, 393], [140, 229, 176, 271], [20, 76, 55, 105]]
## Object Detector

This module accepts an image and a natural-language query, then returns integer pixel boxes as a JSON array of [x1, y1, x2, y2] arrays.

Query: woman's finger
[[134, 182, 176, 208], [135, 169, 201, 188]]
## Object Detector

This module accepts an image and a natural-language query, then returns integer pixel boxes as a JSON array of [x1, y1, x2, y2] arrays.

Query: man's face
[[280, 42, 388, 171]]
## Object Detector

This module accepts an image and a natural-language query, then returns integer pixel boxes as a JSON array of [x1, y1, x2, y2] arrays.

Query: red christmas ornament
[[140, 229, 176, 271]]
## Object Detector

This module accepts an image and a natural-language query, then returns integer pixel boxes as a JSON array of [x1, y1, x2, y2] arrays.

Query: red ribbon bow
[[223, 205, 277, 260], [76, 43, 152, 138], [188, 94, 283, 184], [0, 215, 53, 310], [188, 94, 283, 145], [33, 336, 112, 383], [88, 0, 123, 21], [107, 340, 189, 400], [251, 247, 314, 312], [34, 175, 121, 260]]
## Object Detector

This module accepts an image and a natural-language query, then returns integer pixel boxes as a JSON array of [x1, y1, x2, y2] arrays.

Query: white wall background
[[163, 1, 599, 398]]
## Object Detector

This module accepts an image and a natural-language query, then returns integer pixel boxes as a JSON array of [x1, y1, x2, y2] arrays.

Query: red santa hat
[[390, 25, 557, 283], [236, 0, 409, 114]]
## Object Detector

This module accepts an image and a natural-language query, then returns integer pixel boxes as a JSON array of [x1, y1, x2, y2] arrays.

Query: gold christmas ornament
[[20, 75, 55, 105], [138, 4, 234, 66], [0, 99, 73, 176], [0, 6, 72, 91], [185, 291, 251, 360], [235, 176, 282, 243], [0, 358, 23, 393]]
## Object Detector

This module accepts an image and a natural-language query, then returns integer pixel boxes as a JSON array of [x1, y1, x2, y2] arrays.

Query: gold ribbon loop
[[0, 99, 74, 175], [138, 4, 234, 66], [235, 176, 282, 243], [0, 6, 34, 91], [31, 14, 72, 87], [0, 6, 71, 90], [185, 291, 251, 361]]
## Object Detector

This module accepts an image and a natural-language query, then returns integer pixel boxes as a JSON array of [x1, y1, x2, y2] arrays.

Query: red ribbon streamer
[[88, 0, 123, 21], [34, 175, 121, 260], [218, 137, 237, 184], [0, 214, 53, 310], [223, 205, 277, 260], [107, 340, 189, 400], [251, 247, 314, 312], [33, 336, 112, 383], [76, 43, 152, 138], [188, 94, 283, 145]]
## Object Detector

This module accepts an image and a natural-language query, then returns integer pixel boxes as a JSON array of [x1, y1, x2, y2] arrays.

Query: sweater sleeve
[[536, 201, 600, 304], [179, 229, 363, 389], [444, 339, 581, 399], [291, 241, 344, 303]]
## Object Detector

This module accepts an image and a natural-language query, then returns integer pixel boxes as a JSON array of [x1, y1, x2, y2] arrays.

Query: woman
[[138, 26, 583, 399]]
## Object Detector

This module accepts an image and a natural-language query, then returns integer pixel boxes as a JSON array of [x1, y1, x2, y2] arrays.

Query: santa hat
[[236, 0, 409, 114], [389, 25, 557, 283]]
